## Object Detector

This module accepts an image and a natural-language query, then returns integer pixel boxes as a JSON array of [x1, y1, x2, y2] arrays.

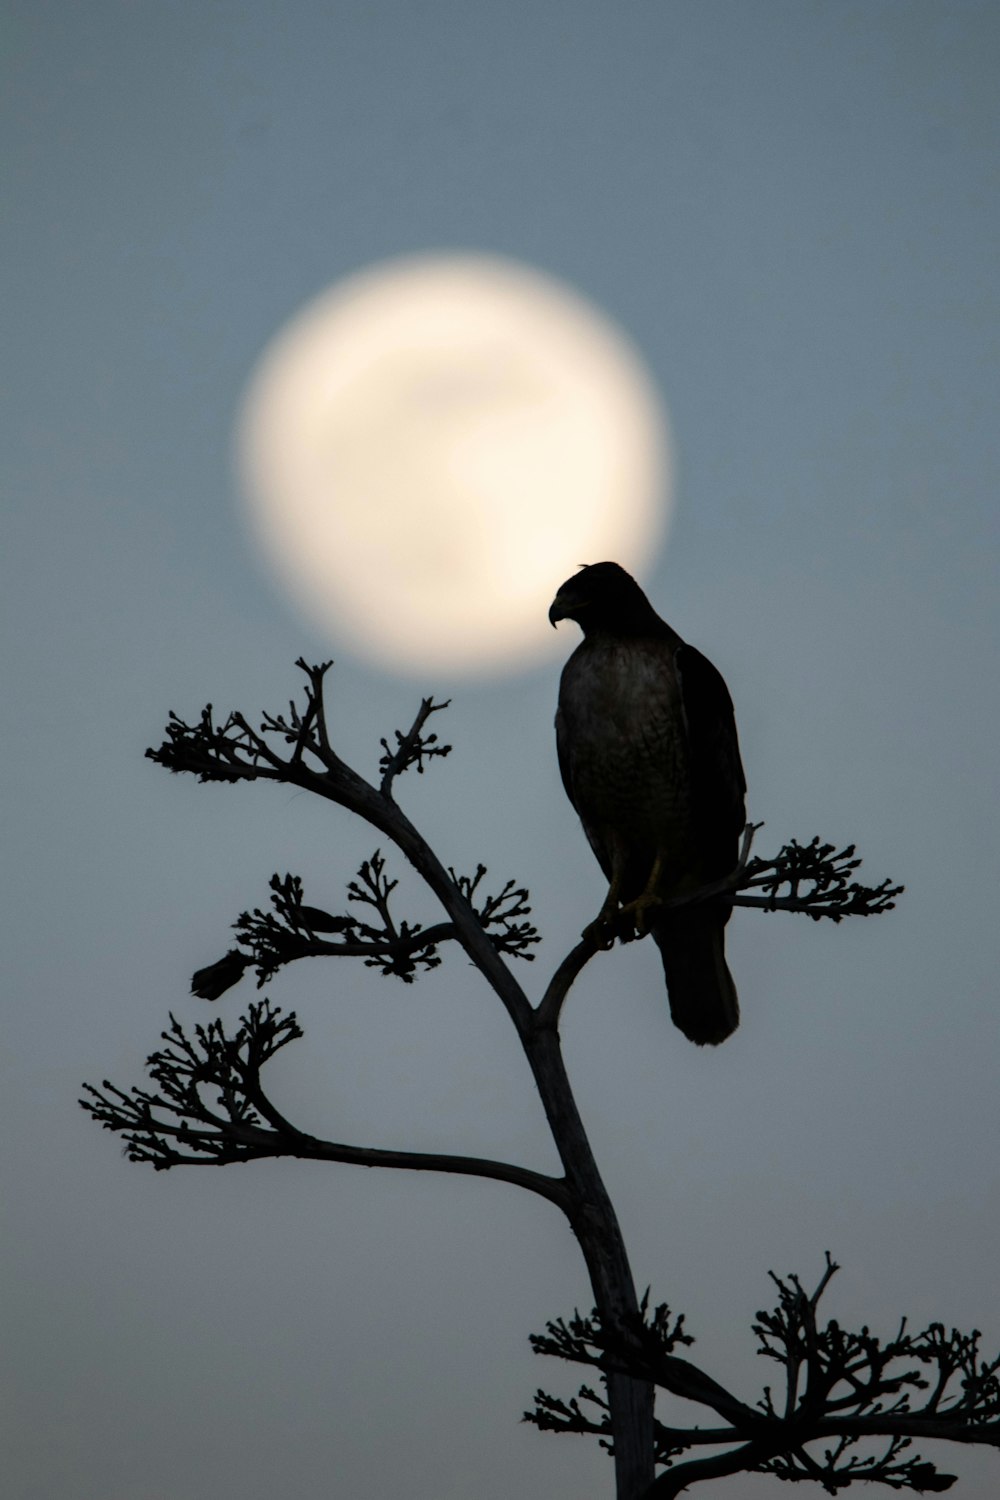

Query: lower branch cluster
[[526, 1257, 1000, 1496]]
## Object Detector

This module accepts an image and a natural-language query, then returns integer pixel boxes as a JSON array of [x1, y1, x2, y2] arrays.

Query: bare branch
[[735, 836, 904, 921], [188, 852, 543, 1007], [252, 863, 457, 984], [123, 657, 938, 1499], [80, 1003, 569, 1208], [646, 827, 902, 924], [535, 939, 598, 1031], [379, 696, 452, 797], [529, 1259, 997, 1496], [448, 864, 541, 961], [148, 662, 538, 1032], [524, 1383, 612, 1447]]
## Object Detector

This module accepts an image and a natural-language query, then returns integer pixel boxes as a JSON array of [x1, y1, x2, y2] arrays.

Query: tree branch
[[148, 662, 539, 1033], [528, 1257, 998, 1495], [107, 658, 925, 1500], [641, 825, 902, 925], [536, 939, 598, 1030], [80, 1002, 569, 1209], [379, 694, 451, 797]]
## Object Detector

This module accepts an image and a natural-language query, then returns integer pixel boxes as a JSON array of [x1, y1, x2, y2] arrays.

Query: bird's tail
[[650, 907, 739, 1046]]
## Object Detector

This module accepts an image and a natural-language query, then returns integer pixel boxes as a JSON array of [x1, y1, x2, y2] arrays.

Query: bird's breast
[[559, 639, 693, 852]]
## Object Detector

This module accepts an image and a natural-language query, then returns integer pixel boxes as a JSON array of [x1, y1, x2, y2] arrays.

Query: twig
[[379, 696, 451, 797]]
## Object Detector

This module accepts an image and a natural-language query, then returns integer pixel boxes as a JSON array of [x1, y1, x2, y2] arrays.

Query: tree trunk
[[526, 1029, 656, 1499]]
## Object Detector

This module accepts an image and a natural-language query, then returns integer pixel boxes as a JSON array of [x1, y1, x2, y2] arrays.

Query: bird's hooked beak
[[550, 569, 594, 627]]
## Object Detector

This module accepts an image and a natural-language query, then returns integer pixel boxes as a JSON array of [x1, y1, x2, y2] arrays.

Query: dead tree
[[82, 660, 997, 1498]]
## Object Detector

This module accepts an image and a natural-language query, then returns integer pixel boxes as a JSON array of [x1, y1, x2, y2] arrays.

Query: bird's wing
[[554, 700, 578, 813], [554, 653, 615, 882], [674, 643, 746, 867]]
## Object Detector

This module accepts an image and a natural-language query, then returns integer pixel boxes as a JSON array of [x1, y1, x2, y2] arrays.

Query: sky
[[3, 3, 999, 1498]]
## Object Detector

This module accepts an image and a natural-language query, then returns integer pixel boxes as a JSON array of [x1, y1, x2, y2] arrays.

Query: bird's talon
[[582, 914, 617, 950], [619, 895, 663, 937]]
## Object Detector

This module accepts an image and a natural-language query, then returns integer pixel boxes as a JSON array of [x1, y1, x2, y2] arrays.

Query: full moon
[[237, 254, 671, 676]]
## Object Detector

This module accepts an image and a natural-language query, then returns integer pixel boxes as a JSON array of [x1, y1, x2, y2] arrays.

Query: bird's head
[[548, 562, 659, 636]]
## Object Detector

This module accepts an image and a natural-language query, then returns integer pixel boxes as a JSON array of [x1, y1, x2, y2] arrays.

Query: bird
[[549, 562, 746, 1045]]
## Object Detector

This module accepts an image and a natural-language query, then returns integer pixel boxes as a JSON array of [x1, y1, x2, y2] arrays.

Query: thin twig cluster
[[447, 863, 540, 959], [82, 996, 567, 1203], [188, 854, 539, 1002], [379, 696, 451, 793], [81, 1001, 305, 1168], [228, 859, 451, 986], [149, 659, 452, 797], [735, 837, 903, 921], [526, 1256, 1000, 1496]]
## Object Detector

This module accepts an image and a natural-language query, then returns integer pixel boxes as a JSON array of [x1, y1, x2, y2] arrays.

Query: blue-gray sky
[[3, 4, 998, 1497]]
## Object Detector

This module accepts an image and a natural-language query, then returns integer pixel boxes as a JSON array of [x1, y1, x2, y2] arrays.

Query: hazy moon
[[237, 254, 671, 676]]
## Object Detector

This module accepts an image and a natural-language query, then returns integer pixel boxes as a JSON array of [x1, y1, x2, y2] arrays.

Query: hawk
[[549, 562, 746, 1045]]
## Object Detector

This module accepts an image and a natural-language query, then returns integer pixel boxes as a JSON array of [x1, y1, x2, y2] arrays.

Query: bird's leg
[[582, 835, 628, 949], [618, 849, 666, 936]]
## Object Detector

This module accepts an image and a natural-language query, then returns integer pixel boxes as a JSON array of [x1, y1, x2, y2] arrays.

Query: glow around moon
[[237, 254, 671, 676]]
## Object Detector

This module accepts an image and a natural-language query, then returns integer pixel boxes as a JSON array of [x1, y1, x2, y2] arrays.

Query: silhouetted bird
[[550, 562, 745, 1045]]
